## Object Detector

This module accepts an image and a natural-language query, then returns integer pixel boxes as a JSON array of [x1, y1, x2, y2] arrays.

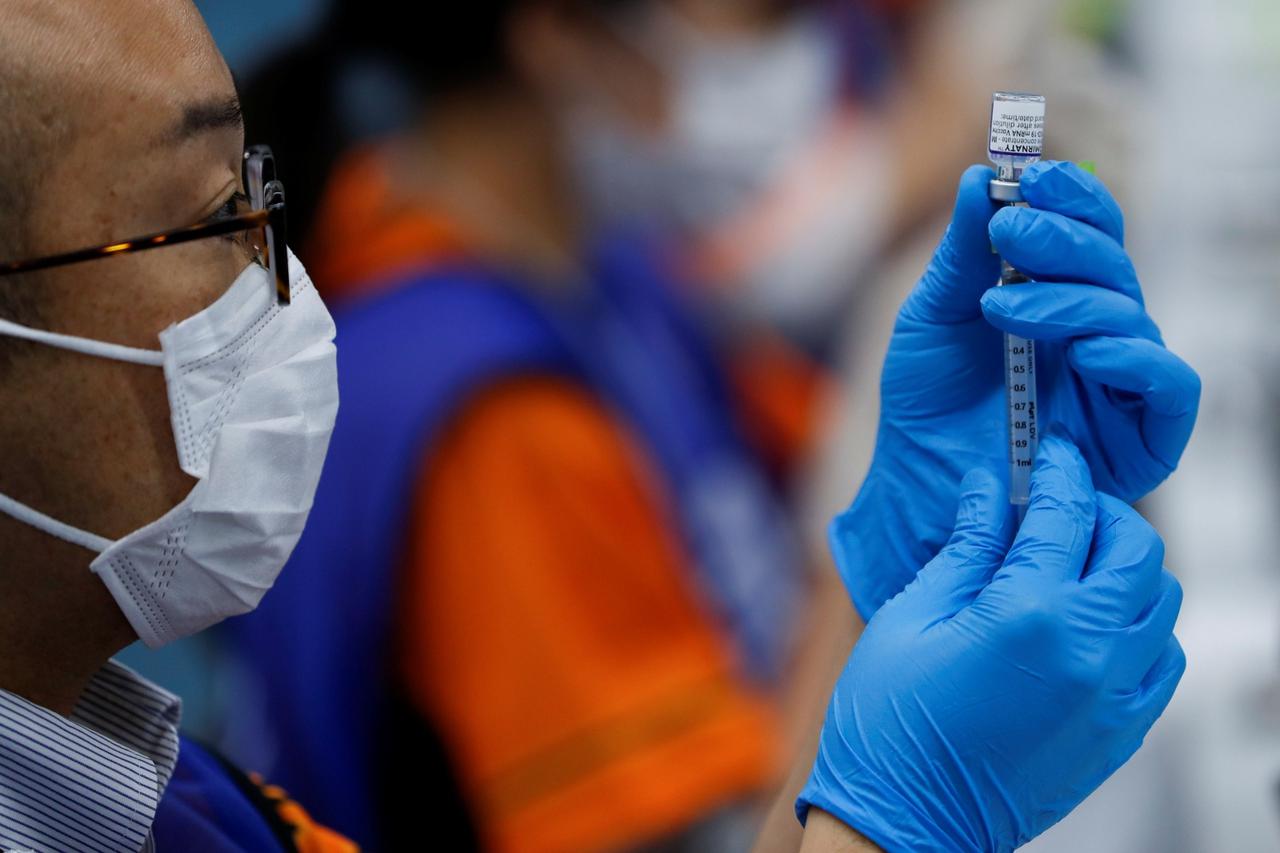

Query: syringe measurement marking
[[1005, 331, 1038, 504]]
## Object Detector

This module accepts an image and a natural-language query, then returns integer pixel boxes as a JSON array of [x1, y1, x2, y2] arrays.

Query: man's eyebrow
[[167, 97, 243, 143]]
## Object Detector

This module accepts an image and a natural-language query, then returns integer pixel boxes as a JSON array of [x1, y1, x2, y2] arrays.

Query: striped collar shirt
[[0, 660, 181, 853]]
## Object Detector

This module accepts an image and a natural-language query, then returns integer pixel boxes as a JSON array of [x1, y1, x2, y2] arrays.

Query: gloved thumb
[[900, 165, 1002, 325], [899, 468, 1015, 621]]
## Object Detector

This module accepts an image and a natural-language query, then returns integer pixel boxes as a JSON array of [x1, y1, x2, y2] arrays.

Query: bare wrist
[[800, 808, 885, 853]]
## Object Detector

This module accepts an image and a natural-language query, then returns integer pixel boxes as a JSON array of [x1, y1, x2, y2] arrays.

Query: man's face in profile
[[0, 0, 251, 571]]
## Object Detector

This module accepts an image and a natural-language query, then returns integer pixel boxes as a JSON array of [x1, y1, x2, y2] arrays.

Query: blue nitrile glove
[[833, 161, 1200, 619], [799, 436, 1185, 853]]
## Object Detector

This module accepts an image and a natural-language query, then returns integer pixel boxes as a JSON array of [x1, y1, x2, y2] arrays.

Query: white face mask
[[0, 249, 338, 647]]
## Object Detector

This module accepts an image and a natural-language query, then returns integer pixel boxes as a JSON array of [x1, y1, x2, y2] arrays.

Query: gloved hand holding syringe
[[988, 91, 1046, 519], [824, 92, 1198, 620]]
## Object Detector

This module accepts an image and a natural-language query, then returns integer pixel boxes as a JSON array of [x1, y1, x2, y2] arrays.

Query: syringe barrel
[[989, 91, 1045, 518]]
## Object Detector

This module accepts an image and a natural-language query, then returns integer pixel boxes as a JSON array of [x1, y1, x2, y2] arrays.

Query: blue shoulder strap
[[223, 268, 576, 846], [573, 236, 802, 681], [152, 737, 291, 852]]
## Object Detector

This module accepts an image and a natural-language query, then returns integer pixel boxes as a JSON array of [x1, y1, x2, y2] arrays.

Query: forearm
[[752, 556, 864, 853], [755, 750, 887, 853], [800, 809, 885, 853], [752, 746, 821, 853]]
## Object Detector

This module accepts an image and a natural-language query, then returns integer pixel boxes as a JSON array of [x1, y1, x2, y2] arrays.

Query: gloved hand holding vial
[[785, 92, 1202, 852], [824, 101, 1200, 620]]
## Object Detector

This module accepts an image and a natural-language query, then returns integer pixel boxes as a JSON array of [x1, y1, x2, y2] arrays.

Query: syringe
[[988, 91, 1046, 520]]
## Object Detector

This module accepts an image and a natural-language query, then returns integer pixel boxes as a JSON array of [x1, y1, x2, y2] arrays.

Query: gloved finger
[[1078, 494, 1164, 626], [1101, 636, 1185, 781], [993, 434, 1097, 584], [981, 284, 1162, 344], [1133, 635, 1187, 723], [901, 165, 1001, 325], [911, 468, 1015, 620], [989, 207, 1141, 304], [1067, 336, 1201, 472], [1019, 160, 1125, 244], [1111, 571, 1183, 690]]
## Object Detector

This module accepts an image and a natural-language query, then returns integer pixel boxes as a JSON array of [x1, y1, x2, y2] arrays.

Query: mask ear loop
[[0, 490, 113, 553], [0, 316, 157, 552], [0, 316, 164, 366]]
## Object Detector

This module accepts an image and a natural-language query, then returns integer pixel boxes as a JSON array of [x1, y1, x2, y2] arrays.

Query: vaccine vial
[[988, 91, 1045, 181]]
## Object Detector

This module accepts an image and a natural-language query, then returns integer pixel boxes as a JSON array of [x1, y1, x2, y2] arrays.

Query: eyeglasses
[[0, 145, 291, 305]]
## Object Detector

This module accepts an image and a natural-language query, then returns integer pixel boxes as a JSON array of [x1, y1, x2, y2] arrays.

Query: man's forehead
[[4, 0, 243, 248], [2, 0, 235, 135], [3, 0, 218, 66]]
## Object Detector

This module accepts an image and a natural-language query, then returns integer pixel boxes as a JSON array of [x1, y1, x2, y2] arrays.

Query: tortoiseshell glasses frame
[[0, 145, 291, 305]]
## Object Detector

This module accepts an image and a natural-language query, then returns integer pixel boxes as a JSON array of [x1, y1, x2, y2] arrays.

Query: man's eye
[[206, 191, 249, 224]]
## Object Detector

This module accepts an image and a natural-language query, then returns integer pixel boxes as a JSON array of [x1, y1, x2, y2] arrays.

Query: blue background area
[[193, 0, 330, 76]]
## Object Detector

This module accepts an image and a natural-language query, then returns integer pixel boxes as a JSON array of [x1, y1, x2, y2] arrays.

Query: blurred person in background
[[565, 0, 896, 357], [564, 0, 973, 362], [225, 1, 816, 850]]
